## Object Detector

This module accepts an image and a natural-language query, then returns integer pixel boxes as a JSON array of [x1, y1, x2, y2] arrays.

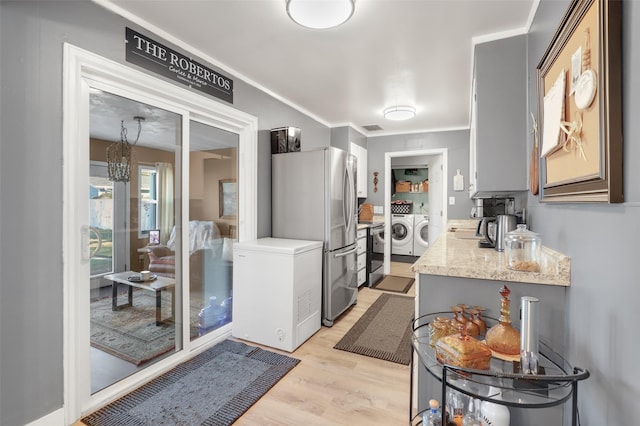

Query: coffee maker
[[482, 197, 515, 217], [474, 197, 516, 248]]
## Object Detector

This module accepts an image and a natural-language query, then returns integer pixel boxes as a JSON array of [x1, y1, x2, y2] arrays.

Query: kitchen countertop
[[357, 215, 385, 230], [411, 220, 570, 286]]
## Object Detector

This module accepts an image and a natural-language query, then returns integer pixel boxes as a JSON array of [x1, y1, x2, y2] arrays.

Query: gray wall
[[0, 2, 330, 424], [366, 130, 474, 219], [5, 0, 637, 424], [329, 125, 366, 152], [348, 127, 367, 149], [330, 126, 350, 151], [526, 1, 639, 424]]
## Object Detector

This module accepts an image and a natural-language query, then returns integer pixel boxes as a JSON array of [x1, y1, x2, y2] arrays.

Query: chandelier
[[107, 116, 144, 182]]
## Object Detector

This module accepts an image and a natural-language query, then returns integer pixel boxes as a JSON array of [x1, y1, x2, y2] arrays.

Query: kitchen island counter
[[411, 220, 570, 286]]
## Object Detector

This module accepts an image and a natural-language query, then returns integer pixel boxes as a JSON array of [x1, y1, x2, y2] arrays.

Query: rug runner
[[334, 293, 414, 365]]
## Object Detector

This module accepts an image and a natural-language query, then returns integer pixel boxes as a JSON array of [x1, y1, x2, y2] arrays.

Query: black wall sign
[[125, 27, 233, 104]]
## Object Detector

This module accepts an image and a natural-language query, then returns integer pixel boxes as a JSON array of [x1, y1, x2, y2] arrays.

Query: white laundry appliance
[[232, 238, 323, 352], [391, 214, 414, 256], [413, 214, 429, 256]]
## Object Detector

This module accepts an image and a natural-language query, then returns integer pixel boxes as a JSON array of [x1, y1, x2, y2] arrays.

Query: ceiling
[[95, 0, 536, 137], [90, 89, 239, 151]]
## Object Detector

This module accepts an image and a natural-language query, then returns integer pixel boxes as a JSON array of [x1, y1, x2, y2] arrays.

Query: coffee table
[[104, 271, 176, 326]]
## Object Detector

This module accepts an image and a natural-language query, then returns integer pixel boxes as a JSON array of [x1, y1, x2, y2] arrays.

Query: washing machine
[[413, 214, 429, 256], [391, 214, 414, 255]]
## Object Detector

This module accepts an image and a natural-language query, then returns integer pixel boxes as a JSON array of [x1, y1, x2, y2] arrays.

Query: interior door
[[428, 155, 444, 245]]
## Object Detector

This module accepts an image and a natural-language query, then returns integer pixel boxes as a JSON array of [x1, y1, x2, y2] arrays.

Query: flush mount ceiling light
[[286, 0, 355, 29], [383, 105, 416, 121]]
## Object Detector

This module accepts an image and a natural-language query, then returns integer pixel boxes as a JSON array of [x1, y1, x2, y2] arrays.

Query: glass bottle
[[485, 285, 521, 355], [461, 398, 481, 426], [447, 388, 466, 426], [480, 386, 511, 426], [423, 399, 442, 426]]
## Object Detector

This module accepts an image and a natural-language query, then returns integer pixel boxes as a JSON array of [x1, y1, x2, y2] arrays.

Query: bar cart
[[410, 312, 590, 426]]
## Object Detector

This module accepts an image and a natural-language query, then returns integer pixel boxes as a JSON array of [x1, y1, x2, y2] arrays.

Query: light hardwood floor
[[78, 262, 417, 426]]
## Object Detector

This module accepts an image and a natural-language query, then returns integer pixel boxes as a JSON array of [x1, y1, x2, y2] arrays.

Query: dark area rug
[[372, 275, 414, 294], [334, 293, 414, 365], [82, 339, 300, 426], [390, 254, 419, 264], [90, 290, 199, 365]]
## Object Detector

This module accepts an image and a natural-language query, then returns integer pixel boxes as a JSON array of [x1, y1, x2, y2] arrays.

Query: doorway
[[63, 44, 258, 423], [383, 149, 448, 276]]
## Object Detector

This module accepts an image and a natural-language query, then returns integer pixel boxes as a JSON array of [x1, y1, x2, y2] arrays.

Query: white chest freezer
[[232, 237, 323, 352]]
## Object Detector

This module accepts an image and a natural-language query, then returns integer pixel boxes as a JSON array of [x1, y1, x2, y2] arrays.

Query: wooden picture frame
[[536, 0, 622, 203], [219, 179, 237, 218]]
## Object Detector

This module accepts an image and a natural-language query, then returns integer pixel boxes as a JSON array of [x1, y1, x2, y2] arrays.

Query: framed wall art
[[219, 179, 237, 218], [536, 0, 622, 203]]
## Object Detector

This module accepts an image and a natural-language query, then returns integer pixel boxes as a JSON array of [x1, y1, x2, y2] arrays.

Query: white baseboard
[[25, 408, 65, 426]]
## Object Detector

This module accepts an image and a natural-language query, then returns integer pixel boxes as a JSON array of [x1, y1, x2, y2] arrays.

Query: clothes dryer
[[413, 214, 429, 256], [391, 214, 414, 255]]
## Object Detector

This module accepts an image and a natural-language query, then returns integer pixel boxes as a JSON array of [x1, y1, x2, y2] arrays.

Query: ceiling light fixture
[[286, 0, 355, 29], [383, 105, 416, 121]]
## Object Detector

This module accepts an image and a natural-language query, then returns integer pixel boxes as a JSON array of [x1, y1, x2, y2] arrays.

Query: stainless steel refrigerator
[[272, 147, 358, 326]]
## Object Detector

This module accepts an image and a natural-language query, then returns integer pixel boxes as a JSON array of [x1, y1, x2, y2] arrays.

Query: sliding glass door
[[64, 44, 257, 422], [188, 121, 238, 340], [88, 90, 183, 393]]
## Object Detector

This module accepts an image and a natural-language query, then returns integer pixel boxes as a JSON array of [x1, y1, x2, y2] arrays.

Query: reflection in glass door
[[89, 90, 182, 393], [89, 164, 114, 287], [189, 120, 238, 340]]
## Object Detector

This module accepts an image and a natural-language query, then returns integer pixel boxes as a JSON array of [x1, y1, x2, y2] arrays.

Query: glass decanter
[[485, 285, 520, 355]]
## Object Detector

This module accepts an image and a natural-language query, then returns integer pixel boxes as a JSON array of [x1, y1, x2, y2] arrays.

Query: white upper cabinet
[[469, 34, 527, 198], [350, 142, 368, 198]]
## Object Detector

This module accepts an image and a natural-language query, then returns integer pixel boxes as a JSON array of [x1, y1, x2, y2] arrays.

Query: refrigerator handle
[[334, 246, 358, 258], [343, 167, 348, 232], [344, 164, 355, 232]]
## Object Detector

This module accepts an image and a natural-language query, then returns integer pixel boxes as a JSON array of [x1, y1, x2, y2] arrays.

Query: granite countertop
[[357, 215, 385, 230], [411, 220, 571, 286]]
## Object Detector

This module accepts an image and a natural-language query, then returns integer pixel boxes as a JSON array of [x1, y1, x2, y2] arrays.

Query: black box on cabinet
[[270, 127, 301, 154]]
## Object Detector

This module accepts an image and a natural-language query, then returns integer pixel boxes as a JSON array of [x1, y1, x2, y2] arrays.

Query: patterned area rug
[[334, 293, 414, 365], [90, 290, 200, 365], [82, 340, 300, 426]]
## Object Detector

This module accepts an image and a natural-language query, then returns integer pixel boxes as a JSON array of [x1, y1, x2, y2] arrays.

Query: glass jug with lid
[[504, 224, 541, 272]]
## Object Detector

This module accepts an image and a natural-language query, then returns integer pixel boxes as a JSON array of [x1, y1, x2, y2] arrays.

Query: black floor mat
[[390, 254, 419, 264]]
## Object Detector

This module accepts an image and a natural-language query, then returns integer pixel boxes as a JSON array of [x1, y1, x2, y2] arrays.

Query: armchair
[[146, 220, 232, 308]]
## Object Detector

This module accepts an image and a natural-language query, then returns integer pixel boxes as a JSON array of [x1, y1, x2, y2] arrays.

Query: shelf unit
[[410, 312, 589, 426]]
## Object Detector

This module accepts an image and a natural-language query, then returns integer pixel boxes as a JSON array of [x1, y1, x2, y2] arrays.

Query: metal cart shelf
[[410, 312, 590, 425]]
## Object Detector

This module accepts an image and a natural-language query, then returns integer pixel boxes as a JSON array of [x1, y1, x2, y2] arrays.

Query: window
[[139, 165, 158, 237]]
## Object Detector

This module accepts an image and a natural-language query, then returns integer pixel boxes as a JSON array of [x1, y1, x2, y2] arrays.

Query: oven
[[367, 222, 385, 287]]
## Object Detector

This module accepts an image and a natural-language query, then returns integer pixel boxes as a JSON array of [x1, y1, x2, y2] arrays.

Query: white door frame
[[383, 148, 448, 275], [63, 44, 258, 423]]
